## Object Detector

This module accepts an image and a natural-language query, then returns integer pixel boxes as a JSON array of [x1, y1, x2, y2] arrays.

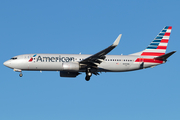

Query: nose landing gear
[[19, 72, 23, 77], [13, 69, 23, 77]]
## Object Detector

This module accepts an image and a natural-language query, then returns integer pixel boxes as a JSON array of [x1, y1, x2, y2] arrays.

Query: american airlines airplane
[[3, 26, 176, 81]]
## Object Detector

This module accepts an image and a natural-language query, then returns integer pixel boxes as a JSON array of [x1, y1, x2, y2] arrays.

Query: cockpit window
[[11, 57, 17, 60]]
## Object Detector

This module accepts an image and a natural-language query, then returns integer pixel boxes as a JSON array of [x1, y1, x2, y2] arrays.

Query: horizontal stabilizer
[[154, 51, 176, 60]]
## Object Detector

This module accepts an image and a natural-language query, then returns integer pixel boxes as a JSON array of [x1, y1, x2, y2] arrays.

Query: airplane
[[3, 26, 176, 81]]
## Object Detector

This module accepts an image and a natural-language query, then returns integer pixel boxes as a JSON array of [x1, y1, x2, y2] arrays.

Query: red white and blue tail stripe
[[132, 26, 173, 64], [141, 26, 172, 57]]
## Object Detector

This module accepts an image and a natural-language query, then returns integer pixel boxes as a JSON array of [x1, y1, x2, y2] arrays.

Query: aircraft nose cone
[[3, 61, 7, 66], [3, 60, 11, 67]]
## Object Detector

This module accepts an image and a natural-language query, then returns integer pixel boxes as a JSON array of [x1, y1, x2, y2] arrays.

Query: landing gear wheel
[[19, 73, 23, 77], [85, 76, 90, 81], [85, 67, 92, 81]]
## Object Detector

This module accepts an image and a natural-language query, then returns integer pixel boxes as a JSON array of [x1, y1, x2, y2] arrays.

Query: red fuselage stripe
[[135, 58, 163, 63]]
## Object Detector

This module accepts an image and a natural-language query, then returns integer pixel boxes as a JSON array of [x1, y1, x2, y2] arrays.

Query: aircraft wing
[[79, 34, 122, 66]]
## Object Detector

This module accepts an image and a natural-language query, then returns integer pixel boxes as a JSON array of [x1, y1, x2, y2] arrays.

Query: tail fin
[[131, 26, 172, 57]]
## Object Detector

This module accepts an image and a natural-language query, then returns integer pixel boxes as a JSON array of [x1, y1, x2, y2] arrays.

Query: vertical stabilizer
[[131, 26, 172, 58]]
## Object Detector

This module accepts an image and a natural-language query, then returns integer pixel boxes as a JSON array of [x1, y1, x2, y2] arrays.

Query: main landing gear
[[85, 68, 92, 81]]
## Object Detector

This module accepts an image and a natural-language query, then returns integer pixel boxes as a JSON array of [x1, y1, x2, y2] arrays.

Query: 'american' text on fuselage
[[36, 55, 75, 62]]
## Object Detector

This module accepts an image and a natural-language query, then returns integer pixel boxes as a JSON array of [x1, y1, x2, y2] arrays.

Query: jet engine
[[62, 62, 80, 71]]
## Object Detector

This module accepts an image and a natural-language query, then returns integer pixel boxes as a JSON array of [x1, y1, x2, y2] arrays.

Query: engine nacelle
[[60, 71, 80, 77], [62, 62, 80, 71]]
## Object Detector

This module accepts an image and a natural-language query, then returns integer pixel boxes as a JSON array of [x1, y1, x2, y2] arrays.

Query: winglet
[[112, 34, 122, 46]]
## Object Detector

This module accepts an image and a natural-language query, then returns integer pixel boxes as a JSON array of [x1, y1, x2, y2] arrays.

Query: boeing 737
[[3, 26, 176, 81]]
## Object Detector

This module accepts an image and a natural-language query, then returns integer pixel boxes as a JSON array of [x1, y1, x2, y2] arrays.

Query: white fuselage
[[4, 54, 161, 72]]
